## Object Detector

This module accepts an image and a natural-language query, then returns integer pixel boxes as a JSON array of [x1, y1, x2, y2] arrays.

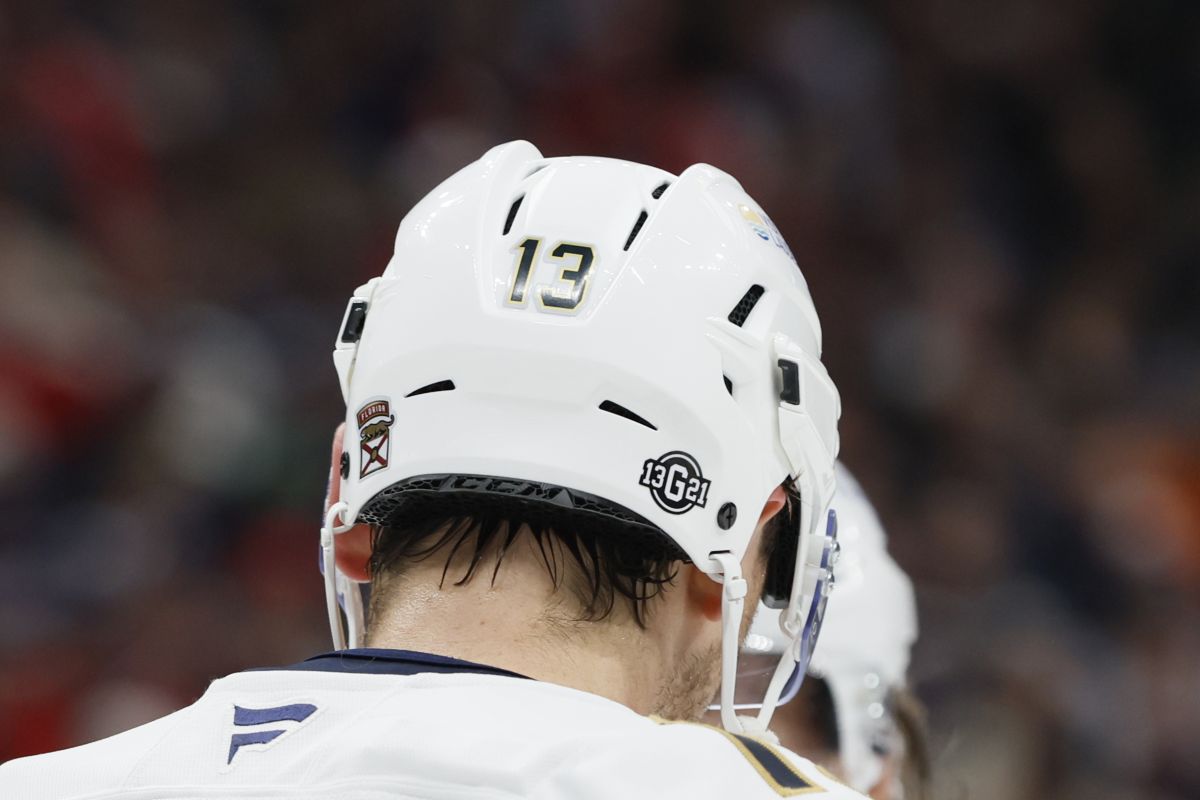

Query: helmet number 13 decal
[[507, 237, 595, 313]]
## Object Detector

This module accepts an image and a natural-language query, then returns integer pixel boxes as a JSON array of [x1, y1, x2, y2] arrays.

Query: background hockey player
[[719, 464, 928, 799]]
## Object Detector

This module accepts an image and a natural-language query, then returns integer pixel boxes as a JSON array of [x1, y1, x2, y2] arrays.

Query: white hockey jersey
[[0, 649, 866, 799]]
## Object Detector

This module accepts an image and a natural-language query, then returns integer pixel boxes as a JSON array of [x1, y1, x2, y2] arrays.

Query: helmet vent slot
[[727, 284, 765, 327], [406, 379, 456, 398], [723, 375, 734, 396], [623, 210, 649, 251], [502, 195, 524, 235], [599, 400, 657, 431], [651, 182, 670, 199]]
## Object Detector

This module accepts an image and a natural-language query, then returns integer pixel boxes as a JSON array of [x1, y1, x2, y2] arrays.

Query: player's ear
[[760, 484, 788, 526], [686, 484, 787, 623], [328, 423, 373, 582], [687, 485, 789, 622]]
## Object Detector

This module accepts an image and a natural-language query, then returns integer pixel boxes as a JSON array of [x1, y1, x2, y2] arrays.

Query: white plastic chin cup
[[716, 653, 804, 712]]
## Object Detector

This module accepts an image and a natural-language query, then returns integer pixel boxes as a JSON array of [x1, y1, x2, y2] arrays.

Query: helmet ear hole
[[762, 484, 800, 608]]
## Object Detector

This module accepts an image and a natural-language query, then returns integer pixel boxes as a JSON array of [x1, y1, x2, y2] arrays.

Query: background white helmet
[[322, 140, 841, 734], [744, 462, 918, 790]]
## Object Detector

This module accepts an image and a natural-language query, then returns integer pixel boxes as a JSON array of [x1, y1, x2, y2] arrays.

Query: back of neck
[[364, 562, 662, 714]]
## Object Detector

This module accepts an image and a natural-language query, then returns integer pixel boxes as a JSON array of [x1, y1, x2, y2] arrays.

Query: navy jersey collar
[[277, 648, 530, 680]]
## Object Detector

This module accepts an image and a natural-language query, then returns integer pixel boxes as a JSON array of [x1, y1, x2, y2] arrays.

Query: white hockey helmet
[[321, 141, 841, 734], [743, 463, 918, 791]]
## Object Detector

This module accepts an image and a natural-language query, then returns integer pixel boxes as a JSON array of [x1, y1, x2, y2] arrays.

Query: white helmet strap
[[710, 550, 748, 732], [320, 501, 365, 650]]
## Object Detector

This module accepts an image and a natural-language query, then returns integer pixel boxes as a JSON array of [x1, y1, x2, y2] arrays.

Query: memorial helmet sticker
[[639, 451, 711, 514]]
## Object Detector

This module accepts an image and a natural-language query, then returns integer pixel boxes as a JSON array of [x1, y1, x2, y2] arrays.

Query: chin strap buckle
[[723, 571, 748, 603], [709, 550, 746, 601]]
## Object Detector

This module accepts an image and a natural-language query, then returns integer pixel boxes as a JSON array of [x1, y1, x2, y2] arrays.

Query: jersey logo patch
[[226, 703, 317, 765], [639, 451, 711, 514]]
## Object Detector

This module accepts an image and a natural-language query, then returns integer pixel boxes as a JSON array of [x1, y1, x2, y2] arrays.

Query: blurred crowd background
[[1, 1, 1197, 798]]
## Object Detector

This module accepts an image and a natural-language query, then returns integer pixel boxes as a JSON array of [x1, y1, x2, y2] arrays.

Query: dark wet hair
[[366, 489, 791, 628]]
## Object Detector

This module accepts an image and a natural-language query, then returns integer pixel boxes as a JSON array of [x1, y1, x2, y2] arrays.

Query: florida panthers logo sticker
[[639, 451, 711, 514], [356, 399, 394, 479]]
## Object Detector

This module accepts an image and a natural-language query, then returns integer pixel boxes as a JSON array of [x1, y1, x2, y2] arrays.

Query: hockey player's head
[[321, 141, 840, 731], [325, 426, 792, 720], [735, 464, 929, 799]]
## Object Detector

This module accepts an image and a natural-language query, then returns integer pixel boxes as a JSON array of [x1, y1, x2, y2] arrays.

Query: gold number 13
[[507, 237, 595, 313]]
